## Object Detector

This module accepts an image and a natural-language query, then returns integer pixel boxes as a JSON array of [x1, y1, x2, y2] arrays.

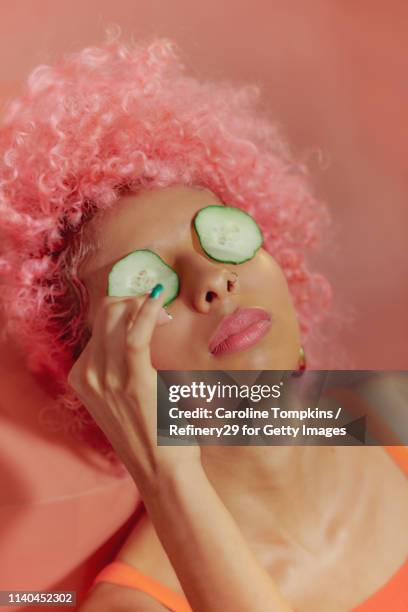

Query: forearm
[[137, 462, 293, 612]]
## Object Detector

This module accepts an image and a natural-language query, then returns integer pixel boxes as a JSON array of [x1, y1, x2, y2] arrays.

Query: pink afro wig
[[0, 26, 332, 473]]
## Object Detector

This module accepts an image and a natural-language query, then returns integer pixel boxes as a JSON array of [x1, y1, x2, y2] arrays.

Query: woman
[[71, 185, 408, 612], [0, 28, 406, 611]]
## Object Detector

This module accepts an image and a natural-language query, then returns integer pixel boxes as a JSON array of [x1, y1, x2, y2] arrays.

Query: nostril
[[227, 280, 234, 292], [206, 291, 215, 302]]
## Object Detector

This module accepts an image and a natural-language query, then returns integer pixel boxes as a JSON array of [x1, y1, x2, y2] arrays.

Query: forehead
[[79, 185, 223, 278]]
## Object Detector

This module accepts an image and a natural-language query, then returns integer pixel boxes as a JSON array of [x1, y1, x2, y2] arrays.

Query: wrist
[[139, 457, 207, 508]]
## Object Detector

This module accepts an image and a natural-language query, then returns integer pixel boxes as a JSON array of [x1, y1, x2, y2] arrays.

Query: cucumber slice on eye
[[107, 249, 180, 306], [193, 205, 263, 264]]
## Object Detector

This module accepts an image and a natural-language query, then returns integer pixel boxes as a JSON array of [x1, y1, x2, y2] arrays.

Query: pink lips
[[209, 307, 273, 356]]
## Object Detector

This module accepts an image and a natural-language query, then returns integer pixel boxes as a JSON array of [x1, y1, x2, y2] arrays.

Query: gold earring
[[293, 345, 306, 376]]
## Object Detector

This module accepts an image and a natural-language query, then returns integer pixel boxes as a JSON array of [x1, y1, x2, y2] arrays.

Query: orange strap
[[384, 445, 408, 476], [91, 560, 192, 612]]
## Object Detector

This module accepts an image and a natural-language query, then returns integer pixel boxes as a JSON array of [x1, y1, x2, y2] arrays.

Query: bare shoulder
[[77, 581, 167, 612], [115, 510, 183, 593], [79, 512, 183, 612]]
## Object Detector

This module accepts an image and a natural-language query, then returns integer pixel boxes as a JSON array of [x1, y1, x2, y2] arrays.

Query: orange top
[[90, 446, 408, 612]]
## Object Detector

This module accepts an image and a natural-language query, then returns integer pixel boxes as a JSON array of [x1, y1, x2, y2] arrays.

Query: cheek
[[250, 255, 301, 362], [245, 254, 294, 317], [272, 285, 301, 366], [150, 319, 200, 370], [150, 329, 175, 369]]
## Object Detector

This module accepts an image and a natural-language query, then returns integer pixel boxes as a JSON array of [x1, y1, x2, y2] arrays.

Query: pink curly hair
[[0, 26, 332, 474]]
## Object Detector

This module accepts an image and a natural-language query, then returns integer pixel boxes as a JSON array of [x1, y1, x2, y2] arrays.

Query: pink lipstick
[[209, 307, 272, 356]]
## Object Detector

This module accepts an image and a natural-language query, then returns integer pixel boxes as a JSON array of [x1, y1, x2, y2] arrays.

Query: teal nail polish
[[149, 283, 164, 299]]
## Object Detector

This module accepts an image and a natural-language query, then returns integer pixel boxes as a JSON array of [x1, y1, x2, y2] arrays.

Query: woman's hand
[[67, 286, 201, 494]]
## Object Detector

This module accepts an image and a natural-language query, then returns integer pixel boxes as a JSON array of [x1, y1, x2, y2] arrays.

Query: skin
[[80, 184, 301, 372], [70, 185, 408, 612]]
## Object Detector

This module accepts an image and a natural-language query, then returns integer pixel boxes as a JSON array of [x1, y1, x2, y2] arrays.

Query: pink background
[[0, 1, 407, 609]]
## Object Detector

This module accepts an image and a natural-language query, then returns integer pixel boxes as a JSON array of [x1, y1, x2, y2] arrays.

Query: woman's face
[[79, 185, 301, 370]]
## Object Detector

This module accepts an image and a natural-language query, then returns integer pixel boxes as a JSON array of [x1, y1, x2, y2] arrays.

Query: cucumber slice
[[107, 249, 179, 306], [193, 205, 263, 264]]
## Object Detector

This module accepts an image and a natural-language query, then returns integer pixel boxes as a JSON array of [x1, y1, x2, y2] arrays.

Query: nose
[[175, 254, 239, 313]]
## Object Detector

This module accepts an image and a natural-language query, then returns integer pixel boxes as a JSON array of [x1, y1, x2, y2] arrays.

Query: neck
[[200, 445, 358, 555]]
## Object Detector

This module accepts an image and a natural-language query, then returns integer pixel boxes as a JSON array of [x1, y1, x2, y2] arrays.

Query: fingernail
[[149, 283, 164, 299], [157, 308, 173, 325]]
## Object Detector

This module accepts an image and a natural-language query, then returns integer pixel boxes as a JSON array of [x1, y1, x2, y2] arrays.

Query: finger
[[104, 291, 173, 391], [124, 287, 166, 388], [84, 296, 130, 396], [103, 299, 135, 391], [125, 292, 170, 331], [67, 324, 95, 393], [103, 296, 145, 391]]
